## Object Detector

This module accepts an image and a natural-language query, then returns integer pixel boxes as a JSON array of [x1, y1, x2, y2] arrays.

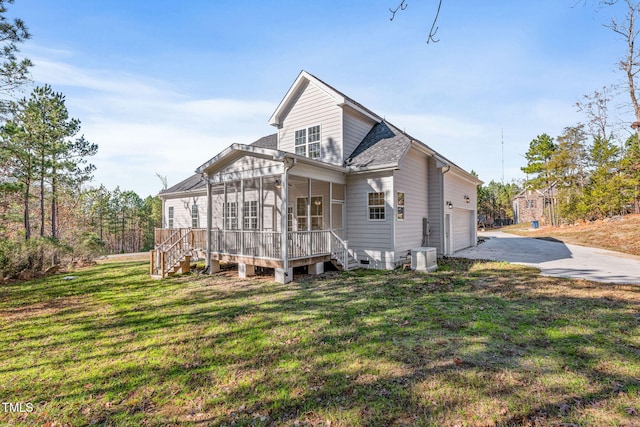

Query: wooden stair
[[150, 228, 201, 279], [329, 231, 358, 271]]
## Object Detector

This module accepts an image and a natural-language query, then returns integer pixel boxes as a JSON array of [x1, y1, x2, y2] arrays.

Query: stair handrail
[[329, 230, 349, 270], [161, 230, 193, 275], [155, 227, 188, 250], [152, 228, 193, 277]]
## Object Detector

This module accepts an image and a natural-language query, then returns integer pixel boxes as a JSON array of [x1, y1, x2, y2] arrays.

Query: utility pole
[[501, 128, 505, 185]]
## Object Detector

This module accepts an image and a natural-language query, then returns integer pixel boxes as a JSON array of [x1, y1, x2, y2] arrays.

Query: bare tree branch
[[427, 0, 443, 44], [389, 0, 408, 21], [389, 0, 444, 44]]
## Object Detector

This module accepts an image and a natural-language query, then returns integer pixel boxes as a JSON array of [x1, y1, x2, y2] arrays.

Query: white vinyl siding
[[277, 81, 342, 165], [394, 148, 430, 260], [343, 108, 376, 160], [346, 172, 394, 269], [164, 195, 208, 229]]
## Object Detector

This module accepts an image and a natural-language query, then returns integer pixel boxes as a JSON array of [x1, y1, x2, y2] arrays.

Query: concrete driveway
[[454, 231, 640, 284]]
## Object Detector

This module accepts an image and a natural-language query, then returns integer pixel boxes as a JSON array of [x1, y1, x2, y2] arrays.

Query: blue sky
[[10, 0, 632, 196]]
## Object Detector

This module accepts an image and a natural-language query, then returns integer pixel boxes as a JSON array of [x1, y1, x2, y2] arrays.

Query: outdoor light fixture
[[464, 195, 470, 203], [274, 179, 282, 189], [314, 199, 322, 206], [447, 201, 453, 209]]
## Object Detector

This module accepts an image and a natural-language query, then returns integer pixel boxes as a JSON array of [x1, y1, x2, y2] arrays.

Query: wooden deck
[[151, 228, 353, 278]]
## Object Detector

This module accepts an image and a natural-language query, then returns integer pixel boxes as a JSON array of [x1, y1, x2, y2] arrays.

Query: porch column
[[240, 179, 245, 256], [206, 175, 213, 274], [278, 161, 292, 284], [329, 182, 333, 231], [307, 178, 312, 256]]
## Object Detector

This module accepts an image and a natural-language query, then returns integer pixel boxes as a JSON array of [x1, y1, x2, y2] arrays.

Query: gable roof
[[269, 70, 381, 127], [159, 134, 278, 197], [346, 121, 412, 169], [345, 120, 482, 184]]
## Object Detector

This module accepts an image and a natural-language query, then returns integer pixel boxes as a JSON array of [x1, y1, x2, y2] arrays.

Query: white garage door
[[452, 208, 474, 252]]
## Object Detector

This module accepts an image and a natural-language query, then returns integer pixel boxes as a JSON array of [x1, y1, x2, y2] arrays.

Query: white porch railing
[[209, 229, 335, 260]]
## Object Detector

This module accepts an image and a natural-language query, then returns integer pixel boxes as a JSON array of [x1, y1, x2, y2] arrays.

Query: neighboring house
[[152, 71, 482, 282], [512, 184, 557, 224]]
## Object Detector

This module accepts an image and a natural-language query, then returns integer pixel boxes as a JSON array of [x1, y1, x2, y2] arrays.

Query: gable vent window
[[526, 199, 536, 208], [295, 125, 321, 159]]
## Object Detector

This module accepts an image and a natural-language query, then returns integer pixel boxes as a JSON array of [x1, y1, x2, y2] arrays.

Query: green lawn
[[0, 260, 638, 426]]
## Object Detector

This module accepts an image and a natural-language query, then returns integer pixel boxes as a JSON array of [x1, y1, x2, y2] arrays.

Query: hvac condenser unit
[[411, 247, 437, 272]]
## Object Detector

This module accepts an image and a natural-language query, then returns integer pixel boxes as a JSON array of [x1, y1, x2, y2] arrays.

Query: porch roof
[[196, 143, 347, 184]]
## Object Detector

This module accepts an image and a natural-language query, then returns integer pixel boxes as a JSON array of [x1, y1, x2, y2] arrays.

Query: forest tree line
[[0, 1, 161, 278]]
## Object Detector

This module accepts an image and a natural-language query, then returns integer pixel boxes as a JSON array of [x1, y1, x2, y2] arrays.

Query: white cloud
[[26, 52, 276, 196]]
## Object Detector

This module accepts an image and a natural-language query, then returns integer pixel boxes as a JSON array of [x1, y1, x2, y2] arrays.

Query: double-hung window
[[396, 192, 405, 221], [168, 206, 174, 229], [243, 200, 258, 229], [294, 125, 321, 159], [368, 192, 385, 220], [191, 204, 199, 228], [224, 202, 237, 230]]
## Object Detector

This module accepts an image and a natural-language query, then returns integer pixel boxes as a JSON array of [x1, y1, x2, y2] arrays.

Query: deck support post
[[310, 261, 324, 275], [238, 263, 255, 278], [275, 267, 293, 283]]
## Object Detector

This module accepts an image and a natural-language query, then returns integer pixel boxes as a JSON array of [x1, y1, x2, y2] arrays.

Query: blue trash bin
[[531, 220, 539, 229]]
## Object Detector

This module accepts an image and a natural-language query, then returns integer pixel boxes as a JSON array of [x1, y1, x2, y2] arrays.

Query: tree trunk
[[51, 172, 57, 239], [24, 176, 31, 240], [40, 166, 45, 237]]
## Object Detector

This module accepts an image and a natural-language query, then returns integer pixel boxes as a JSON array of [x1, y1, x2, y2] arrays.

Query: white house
[[153, 71, 481, 282]]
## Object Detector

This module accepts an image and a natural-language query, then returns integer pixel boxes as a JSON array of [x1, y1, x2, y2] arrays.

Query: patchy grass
[[0, 260, 639, 426], [506, 214, 640, 257]]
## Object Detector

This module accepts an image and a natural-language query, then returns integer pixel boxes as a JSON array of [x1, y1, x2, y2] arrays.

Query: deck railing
[[152, 228, 345, 273], [151, 228, 207, 277], [207, 229, 333, 260]]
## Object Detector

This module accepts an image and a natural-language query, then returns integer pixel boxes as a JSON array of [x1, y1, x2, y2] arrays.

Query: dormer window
[[295, 125, 321, 159]]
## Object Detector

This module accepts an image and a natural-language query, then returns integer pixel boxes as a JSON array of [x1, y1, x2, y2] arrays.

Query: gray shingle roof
[[159, 173, 205, 195], [250, 133, 277, 149], [160, 134, 278, 195], [346, 121, 411, 169]]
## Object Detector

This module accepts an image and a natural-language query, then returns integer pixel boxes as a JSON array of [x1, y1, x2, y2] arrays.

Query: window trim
[[243, 200, 258, 230], [191, 204, 199, 228], [294, 124, 321, 159], [168, 206, 174, 229], [224, 201, 238, 230], [367, 191, 386, 221]]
